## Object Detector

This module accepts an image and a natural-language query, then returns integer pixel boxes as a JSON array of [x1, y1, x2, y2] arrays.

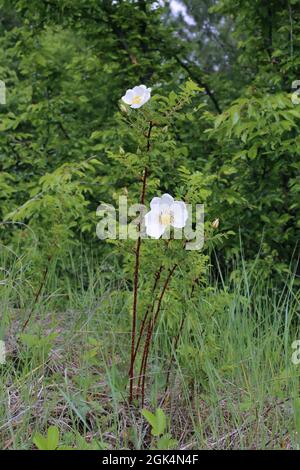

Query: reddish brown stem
[[132, 265, 163, 369], [129, 237, 141, 403], [128, 120, 153, 404], [137, 316, 152, 394], [136, 274, 163, 397], [139, 264, 177, 406]]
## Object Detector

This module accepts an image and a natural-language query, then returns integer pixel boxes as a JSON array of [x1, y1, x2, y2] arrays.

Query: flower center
[[159, 212, 173, 226], [131, 95, 142, 104]]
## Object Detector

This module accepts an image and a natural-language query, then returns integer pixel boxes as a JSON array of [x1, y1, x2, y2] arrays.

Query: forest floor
[[0, 264, 300, 450]]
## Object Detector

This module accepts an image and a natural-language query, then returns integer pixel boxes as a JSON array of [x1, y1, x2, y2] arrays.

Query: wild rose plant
[[101, 81, 222, 406]]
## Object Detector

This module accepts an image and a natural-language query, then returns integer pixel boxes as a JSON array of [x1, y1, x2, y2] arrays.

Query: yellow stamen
[[131, 95, 142, 104], [159, 213, 173, 226]]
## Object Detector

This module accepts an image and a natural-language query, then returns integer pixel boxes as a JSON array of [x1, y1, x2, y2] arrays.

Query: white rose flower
[[121, 85, 151, 109], [145, 193, 188, 239]]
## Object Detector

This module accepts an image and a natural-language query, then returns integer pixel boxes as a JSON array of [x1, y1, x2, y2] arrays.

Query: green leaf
[[155, 408, 167, 436], [142, 408, 167, 437], [248, 145, 258, 159], [232, 111, 239, 125], [141, 409, 157, 431], [33, 433, 49, 450], [47, 426, 59, 450], [156, 434, 178, 450]]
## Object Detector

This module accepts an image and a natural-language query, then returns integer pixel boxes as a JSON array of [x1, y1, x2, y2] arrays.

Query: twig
[[140, 264, 177, 406], [129, 120, 153, 404], [175, 56, 222, 114], [132, 265, 163, 368]]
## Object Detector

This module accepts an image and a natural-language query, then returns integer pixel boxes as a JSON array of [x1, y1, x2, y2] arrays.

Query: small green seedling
[[33, 425, 72, 450], [142, 408, 166, 436], [141, 408, 178, 450]]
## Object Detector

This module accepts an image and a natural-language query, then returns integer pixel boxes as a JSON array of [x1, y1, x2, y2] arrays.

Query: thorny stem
[[137, 318, 151, 397], [135, 267, 166, 396], [138, 314, 152, 396], [129, 120, 153, 404], [137, 241, 185, 401], [140, 263, 178, 407], [136, 292, 158, 396], [131, 265, 163, 369]]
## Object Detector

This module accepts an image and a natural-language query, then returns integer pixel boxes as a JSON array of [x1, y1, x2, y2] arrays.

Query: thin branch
[[132, 265, 163, 367], [175, 56, 222, 114], [129, 120, 153, 404], [140, 263, 178, 407], [103, 2, 138, 65]]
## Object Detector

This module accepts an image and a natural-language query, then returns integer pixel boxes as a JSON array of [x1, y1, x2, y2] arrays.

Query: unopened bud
[[212, 218, 219, 229], [119, 103, 128, 114]]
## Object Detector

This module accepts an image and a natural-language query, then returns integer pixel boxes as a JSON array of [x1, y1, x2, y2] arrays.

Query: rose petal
[[142, 92, 151, 105], [145, 210, 166, 239], [160, 194, 174, 213], [132, 85, 144, 95], [150, 197, 162, 213], [131, 103, 143, 109], [170, 201, 188, 228], [160, 194, 174, 206], [121, 90, 134, 104]]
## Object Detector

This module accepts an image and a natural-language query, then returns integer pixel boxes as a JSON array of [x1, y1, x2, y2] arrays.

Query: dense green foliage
[[0, 0, 299, 280], [1, 0, 300, 450]]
